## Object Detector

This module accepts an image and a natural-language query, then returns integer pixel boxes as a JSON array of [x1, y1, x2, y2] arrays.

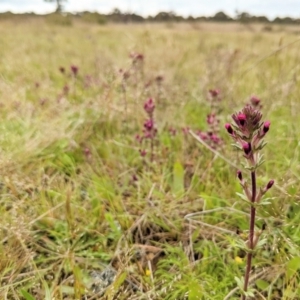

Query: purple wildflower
[[144, 98, 155, 115], [71, 65, 78, 76]]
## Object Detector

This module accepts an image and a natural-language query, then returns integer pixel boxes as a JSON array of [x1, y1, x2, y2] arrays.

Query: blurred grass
[[0, 18, 300, 299]]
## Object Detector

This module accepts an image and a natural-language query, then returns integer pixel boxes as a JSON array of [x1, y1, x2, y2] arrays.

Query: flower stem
[[242, 171, 256, 300], [150, 115, 154, 163]]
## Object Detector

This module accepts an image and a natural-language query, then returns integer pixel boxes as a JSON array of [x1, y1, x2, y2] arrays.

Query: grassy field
[[1, 18, 300, 299]]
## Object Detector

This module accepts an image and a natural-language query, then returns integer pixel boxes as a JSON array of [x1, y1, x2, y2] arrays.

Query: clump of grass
[[1, 19, 300, 299]]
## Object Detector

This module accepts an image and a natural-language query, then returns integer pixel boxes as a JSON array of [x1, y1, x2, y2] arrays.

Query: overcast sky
[[0, 0, 300, 19]]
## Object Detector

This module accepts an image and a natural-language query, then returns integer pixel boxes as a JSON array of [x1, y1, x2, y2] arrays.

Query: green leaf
[[60, 285, 75, 294], [43, 281, 52, 300], [236, 192, 249, 202], [246, 290, 255, 297], [234, 276, 244, 290], [255, 279, 269, 290], [235, 239, 247, 251], [20, 290, 36, 300], [172, 161, 185, 197], [286, 256, 300, 280], [287, 185, 297, 196], [256, 238, 267, 248], [105, 213, 121, 233]]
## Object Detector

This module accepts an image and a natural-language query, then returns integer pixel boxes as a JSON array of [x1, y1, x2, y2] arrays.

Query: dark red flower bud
[[207, 113, 216, 125], [237, 170, 243, 181], [182, 127, 190, 135], [198, 131, 208, 140], [136, 54, 144, 60], [209, 89, 220, 97], [225, 123, 234, 135], [266, 179, 274, 190], [135, 134, 143, 143], [250, 96, 260, 106], [156, 75, 164, 82], [263, 121, 270, 133], [210, 133, 221, 144], [139, 149, 147, 157], [130, 52, 144, 61], [84, 147, 91, 156], [169, 127, 176, 136], [63, 85, 69, 94], [238, 113, 246, 126], [242, 142, 251, 155]]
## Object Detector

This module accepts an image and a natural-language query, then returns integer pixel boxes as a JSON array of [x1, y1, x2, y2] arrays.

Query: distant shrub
[[212, 11, 233, 22], [45, 13, 73, 26], [0, 11, 15, 20], [0, 11, 38, 22], [80, 12, 107, 25]]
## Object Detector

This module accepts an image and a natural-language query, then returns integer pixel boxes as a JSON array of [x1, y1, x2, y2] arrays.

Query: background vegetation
[[0, 16, 300, 299], [2, 9, 300, 25]]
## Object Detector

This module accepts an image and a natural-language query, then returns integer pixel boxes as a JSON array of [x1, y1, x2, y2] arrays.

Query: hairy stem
[[242, 171, 256, 300], [150, 134, 154, 163], [150, 114, 154, 163]]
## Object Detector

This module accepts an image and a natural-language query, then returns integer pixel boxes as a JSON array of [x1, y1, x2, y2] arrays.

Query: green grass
[[0, 19, 300, 299]]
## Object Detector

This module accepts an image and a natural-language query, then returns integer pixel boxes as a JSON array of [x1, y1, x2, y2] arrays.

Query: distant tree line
[[1, 9, 300, 25]]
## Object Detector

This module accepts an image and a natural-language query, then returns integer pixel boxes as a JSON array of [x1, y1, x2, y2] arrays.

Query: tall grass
[[0, 19, 299, 299]]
